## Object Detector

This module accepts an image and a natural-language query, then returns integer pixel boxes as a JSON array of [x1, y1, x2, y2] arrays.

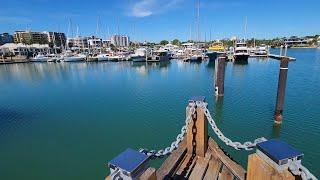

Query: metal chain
[[201, 102, 267, 150], [139, 103, 196, 158], [288, 160, 318, 180]]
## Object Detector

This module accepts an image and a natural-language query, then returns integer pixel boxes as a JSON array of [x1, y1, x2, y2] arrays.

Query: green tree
[[172, 39, 181, 46], [110, 44, 117, 51], [160, 40, 169, 45]]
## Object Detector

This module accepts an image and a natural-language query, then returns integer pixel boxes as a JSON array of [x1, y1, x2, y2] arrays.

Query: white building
[[88, 37, 102, 49], [0, 43, 51, 56], [111, 35, 130, 47], [67, 36, 89, 49]]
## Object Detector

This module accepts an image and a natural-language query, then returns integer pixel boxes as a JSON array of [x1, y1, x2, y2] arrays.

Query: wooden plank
[[186, 106, 208, 157], [203, 158, 222, 180], [218, 166, 234, 180], [156, 138, 187, 179], [189, 157, 210, 180], [208, 138, 246, 180], [139, 167, 157, 180], [246, 153, 295, 180], [174, 153, 198, 178]]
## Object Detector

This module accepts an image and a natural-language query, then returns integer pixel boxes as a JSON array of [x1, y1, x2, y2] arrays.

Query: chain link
[[288, 160, 318, 180], [139, 103, 196, 158], [202, 102, 267, 150]]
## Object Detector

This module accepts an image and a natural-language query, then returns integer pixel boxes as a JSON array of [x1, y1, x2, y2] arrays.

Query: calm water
[[0, 49, 319, 179]]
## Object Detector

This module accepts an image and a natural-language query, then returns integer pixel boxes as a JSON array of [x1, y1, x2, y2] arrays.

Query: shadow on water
[[233, 60, 248, 65], [207, 60, 215, 68]]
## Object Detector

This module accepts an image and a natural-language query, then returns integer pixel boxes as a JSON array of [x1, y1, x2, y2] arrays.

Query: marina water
[[0, 48, 319, 179]]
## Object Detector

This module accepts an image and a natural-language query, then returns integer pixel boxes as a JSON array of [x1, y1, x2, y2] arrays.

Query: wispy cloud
[[130, 0, 183, 17], [0, 16, 32, 24]]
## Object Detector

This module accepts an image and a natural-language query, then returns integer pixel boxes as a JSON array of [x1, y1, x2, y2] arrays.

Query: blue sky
[[0, 0, 319, 42]]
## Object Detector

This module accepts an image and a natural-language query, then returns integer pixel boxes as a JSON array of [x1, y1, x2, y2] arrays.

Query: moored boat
[[31, 54, 50, 62], [97, 53, 110, 61], [207, 42, 226, 61], [234, 41, 249, 62]]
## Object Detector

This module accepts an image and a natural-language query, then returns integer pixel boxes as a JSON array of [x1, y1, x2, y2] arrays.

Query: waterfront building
[[44, 32, 66, 48], [14, 31, 48, 45], [111, 35, 130, 47], [0, 33, 14, 45], [102, 40, 111, 47], [87, 36, 103, 49], [282, 36, 308, 47], [0, 43, 52, 56], [13, 31, 66, 48], [67, 36, 89, 50]]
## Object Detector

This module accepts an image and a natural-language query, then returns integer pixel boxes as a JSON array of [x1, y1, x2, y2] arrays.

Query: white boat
[[148, 50, 170, 62], [97, 53, 110, 61], [234, 41, 249, 62], [47, 54, 60, 62], [132, 48, 149, 62], [62, 53, 86, 62], [31, 54, 50, 62], [255, 44, 268, 55]]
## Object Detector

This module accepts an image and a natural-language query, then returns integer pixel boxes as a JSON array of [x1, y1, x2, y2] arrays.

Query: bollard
[[284, 45, 288, 57], [186, 96, 208, 157], [274, 58, 289, 123], [247, 139, 301, 180], [107, 148, 153, 180], [279, 45, 283, 56], [214, 57, 226, 96]]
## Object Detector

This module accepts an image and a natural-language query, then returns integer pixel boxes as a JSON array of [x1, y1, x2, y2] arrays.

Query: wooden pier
[[106, 98, 316, 180]]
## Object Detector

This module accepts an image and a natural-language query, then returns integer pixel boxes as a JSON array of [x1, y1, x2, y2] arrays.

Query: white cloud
[[131, 0, 183, 18]]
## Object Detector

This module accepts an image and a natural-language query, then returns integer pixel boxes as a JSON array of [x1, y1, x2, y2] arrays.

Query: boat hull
[[206, 52, 217, 61], [97, 57, 109, 61], [234, 54, 249, 62], [31, 58, 49, 62], [132, 56, 146, 62], [63, 57, 85, 62]]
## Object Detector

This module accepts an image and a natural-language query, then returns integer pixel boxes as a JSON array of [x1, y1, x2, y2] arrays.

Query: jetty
[[105, 97, 317, 180]]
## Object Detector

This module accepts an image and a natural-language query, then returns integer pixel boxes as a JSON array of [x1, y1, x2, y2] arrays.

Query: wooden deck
[[156, 138, 246, 180]]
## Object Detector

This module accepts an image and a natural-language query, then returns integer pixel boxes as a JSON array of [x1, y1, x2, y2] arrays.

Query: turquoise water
[[0, 48, 319, 179]]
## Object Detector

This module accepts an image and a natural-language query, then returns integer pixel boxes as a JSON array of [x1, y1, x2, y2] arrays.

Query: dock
[[105, 97, 317, 180], [268, 54, 296, 61]]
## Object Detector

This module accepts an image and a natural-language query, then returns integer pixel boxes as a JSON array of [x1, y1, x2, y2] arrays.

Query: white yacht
[[97, 53, 110, 61], [255, 44, 268, 55], [62, 51, 86, 62], [148, 50, 170, 62], [31, 54, 50, 62], [234, 41, 249, 62], [132, 48, 149, 62]]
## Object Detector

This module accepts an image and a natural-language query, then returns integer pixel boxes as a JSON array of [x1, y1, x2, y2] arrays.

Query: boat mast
[[244, 16, 248, 42], [197, 0, 200, 54]]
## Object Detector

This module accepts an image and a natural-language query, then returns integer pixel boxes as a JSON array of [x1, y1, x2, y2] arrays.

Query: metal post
[[274, 59, 289, 123], [214, 57, 226, 96], [284, 45, 288, 56], [279, 45, 283, 56]]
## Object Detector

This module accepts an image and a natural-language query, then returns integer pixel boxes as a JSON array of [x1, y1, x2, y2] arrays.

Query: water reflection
[[131, 61, 171, 76]]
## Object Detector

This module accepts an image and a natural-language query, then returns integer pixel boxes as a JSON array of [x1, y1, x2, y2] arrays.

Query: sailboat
[[188, 0, 203, 62]]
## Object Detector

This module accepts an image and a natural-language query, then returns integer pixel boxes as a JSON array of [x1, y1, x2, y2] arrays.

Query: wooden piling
[[214, 57, 226, 96], [274, 58, 289, 123], [186, 102, 208, 157]]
